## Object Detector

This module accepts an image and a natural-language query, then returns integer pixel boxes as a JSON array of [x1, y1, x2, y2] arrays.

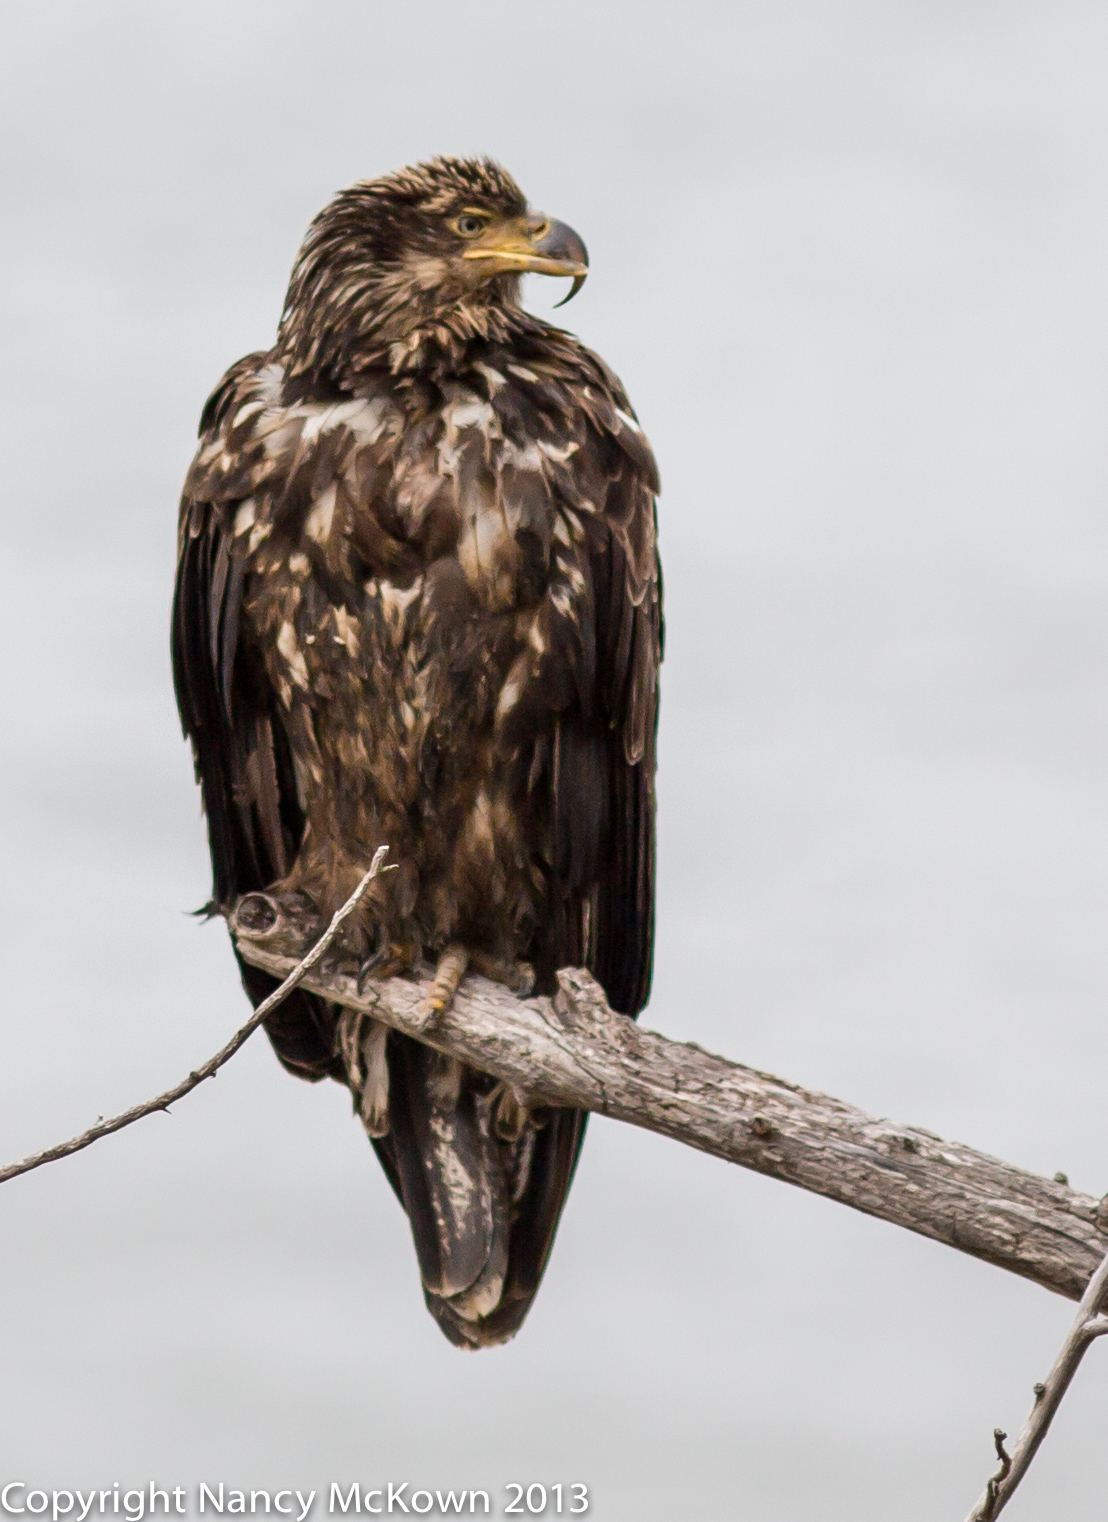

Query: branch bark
[[233, 924, 1108, 1306]]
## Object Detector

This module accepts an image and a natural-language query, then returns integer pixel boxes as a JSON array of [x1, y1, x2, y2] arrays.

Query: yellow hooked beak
[[462, 214, 589, 305]]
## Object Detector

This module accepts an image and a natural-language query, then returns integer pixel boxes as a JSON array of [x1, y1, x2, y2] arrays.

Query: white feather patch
[[304, 484, 337, 544], [473, 362, 506, 393], [332, 605, 360, 656], [277, 621, 310, 689], [233, 498, 256, 537]]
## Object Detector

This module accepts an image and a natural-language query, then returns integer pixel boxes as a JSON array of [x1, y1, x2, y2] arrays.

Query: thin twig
[[0, 847, 391, 1186], [978, 1430, 1011, 1518], [964, 1238, 1108, 1520]]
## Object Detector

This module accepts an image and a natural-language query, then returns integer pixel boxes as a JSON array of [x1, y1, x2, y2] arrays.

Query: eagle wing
[[534, 366, 662, 1018], [171, 354, 341, 1081]]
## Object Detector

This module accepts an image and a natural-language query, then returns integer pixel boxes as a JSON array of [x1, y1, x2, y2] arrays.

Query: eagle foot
[[470, 952, 536, 997], [356, 927, 420, 992], [413, 943, 470, 1030], [409, 947, 535, 1032]]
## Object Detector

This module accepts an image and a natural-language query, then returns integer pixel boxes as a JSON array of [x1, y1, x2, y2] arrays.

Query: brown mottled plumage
[[172, 157, 662, 1347]]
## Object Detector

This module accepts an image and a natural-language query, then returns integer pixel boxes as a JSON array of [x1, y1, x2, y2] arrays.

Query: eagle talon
[[357, 935, 419, 990], [356, 927, 390, 993]]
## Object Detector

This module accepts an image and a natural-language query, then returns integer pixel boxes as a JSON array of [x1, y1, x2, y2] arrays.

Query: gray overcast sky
[[2, 2, 1108, 1517]]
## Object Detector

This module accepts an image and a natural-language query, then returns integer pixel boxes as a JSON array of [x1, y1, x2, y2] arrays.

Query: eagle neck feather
[[277, 245, 534, 383]]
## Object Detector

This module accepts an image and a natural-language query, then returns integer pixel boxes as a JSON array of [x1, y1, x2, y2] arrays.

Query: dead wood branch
[[5, 855, 1105, 1514], [0, 849, 392, 1186], [3, 850, 1104, 1316], [964, 1241, 1108, 1519], [231, 928, 1108, 1306]]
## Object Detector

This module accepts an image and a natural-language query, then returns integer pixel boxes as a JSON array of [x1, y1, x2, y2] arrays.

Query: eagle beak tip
[[553, 273, 587, 308]]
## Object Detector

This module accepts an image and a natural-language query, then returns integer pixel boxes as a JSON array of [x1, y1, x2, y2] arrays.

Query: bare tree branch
[[964, 1241, 1108, 1519], [0, 848, 392, 1186], [5, 862, 1106, 1510], [3, 861, 1105, 1318], [228, 915, 1108, 1306]]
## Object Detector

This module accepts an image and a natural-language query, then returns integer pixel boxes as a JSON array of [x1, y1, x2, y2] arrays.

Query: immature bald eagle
[[172, 157, 661, 1348]]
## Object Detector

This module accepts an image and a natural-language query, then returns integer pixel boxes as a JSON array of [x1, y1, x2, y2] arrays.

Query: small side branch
[[964, 1243, 1108, 1519], [0, 849, 392, 1186]]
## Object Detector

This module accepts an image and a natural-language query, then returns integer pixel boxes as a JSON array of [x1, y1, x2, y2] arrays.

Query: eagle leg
[[414, 943, 470, 1028]]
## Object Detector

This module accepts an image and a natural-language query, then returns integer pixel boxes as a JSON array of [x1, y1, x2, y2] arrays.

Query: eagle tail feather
[[373, 1033, 586, 1348]]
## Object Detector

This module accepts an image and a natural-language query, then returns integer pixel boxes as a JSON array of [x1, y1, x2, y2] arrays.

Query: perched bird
[[172, 156, 662, 1348]]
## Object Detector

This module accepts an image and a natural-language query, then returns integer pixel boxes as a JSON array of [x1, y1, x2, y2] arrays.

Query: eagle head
[[276, 156, 589, 380]]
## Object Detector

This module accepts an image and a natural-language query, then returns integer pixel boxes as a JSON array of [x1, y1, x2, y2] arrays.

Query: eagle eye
[[453, 212, 489, 238]]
